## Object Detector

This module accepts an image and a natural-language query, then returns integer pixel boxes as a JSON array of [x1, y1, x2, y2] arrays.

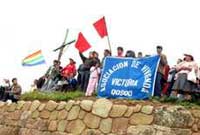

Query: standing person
[[85, 62, 101, 96], [77, 64, 85, 89], [78, 51, 95, 92], [101, 49, 111, 66], [171, 54, 198, 100], [125, 50, 136, 58], [163, 58, 183, 96], [117, 46, 124, 57], [4, 78, 22, 102], [137, 52, 143, 58], [93, 51, 101, 65], [154, 45, 168, 97]]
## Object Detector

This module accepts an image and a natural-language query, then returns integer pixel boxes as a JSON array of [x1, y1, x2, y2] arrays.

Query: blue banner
[[98, 55, 160, 100]]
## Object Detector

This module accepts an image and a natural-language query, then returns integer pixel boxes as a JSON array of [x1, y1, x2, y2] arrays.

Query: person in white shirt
[[85, 62, 101, 96], [171, 54, 198, 100]]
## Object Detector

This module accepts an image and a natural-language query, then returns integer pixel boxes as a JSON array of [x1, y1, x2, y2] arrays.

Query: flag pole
[[107, 33, 112, 55], [105, 17, 112, 55]]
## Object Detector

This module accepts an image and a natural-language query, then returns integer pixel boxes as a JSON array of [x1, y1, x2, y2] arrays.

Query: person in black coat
[[78, 51, 100, 92]]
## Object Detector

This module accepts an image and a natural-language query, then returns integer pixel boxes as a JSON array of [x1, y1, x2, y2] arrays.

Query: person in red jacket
[[62, 58, 76, 78]]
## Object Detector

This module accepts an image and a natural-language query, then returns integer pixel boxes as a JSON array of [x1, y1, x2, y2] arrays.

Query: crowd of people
[[1, 45, 200, 102]]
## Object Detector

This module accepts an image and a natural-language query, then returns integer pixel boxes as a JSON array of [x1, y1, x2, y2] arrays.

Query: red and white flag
[[75, 16, 109, 53]]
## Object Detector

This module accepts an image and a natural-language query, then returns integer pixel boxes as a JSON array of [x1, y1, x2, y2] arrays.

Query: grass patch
[[150, 96, 200, 109], [21, 90, 84, 101], [20, 90, 200, 109]]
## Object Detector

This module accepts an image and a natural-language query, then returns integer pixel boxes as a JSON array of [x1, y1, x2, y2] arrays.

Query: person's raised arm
[[79, 52, 87, 63]]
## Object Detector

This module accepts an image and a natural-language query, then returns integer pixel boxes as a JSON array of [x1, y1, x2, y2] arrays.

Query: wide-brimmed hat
[[184, 54, 194, 61]]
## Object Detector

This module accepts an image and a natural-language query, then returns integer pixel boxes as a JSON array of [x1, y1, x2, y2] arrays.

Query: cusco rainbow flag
[[22, 50, 46, 66]]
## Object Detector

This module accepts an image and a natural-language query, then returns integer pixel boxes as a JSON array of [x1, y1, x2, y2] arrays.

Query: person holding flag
[[78, 51, 95, 92], [74, 16, 111, 91]]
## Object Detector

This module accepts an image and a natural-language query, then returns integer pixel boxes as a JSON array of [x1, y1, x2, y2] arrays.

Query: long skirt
[[172, 73, 196, 92]]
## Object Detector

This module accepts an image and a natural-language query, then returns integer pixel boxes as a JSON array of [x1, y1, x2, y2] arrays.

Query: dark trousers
[[37, 77, 45, 89], [154, 72, 163, 97], [3, 92, 18, 102], [0, 87, 5, 100], [80, 71, 90, 92]]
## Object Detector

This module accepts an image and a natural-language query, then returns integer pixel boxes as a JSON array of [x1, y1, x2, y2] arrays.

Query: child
[[85, 62, 101, 96]]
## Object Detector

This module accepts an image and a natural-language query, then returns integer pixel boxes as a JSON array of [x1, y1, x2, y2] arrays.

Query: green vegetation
[[21, 90, 84, 101], [151, 96, 200, 109], [21, 90, 200, 109]]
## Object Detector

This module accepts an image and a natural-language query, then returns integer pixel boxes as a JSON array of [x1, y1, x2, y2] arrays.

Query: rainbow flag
[[22, 50, 46, 66]]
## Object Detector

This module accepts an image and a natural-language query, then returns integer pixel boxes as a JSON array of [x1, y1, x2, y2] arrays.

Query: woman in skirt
[[171, 54, 198, 100]]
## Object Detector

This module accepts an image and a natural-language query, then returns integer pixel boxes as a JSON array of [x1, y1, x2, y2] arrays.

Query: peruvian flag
[[93, 16, 108, 38], [75, 16, 109, 53]]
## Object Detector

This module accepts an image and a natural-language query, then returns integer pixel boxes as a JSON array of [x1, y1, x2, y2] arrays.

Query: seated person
[[30, 79, 38, 92], [42, 60, 61, 90], [0, 79, 11, 100], [3, 78, 22, 102], [62, 58, 76, 78], [56, 73, 78, 92], [66, 73, 78, 91], [36, 76, 46, 89], [0, 86, 5, 100]]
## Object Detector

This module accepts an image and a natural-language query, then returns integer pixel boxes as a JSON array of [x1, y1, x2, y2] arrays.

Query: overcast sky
[[0, 0, 200, 91]]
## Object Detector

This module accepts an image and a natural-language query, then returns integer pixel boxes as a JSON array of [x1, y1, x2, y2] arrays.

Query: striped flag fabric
[[22, 50, 46, 66]]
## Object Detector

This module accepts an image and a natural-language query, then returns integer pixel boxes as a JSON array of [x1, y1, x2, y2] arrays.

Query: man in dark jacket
[[78, 51, 96, 92], [154, 45, 168, 97]]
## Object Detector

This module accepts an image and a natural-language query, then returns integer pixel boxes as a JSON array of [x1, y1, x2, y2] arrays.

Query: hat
[[184, 54, 194, 61]]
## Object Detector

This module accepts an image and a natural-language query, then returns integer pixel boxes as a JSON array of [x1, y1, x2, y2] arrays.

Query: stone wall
[[0, 99, 200, 135]]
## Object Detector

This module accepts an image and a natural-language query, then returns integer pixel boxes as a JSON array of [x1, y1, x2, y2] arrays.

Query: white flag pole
[[105, 17, 112, 55]]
